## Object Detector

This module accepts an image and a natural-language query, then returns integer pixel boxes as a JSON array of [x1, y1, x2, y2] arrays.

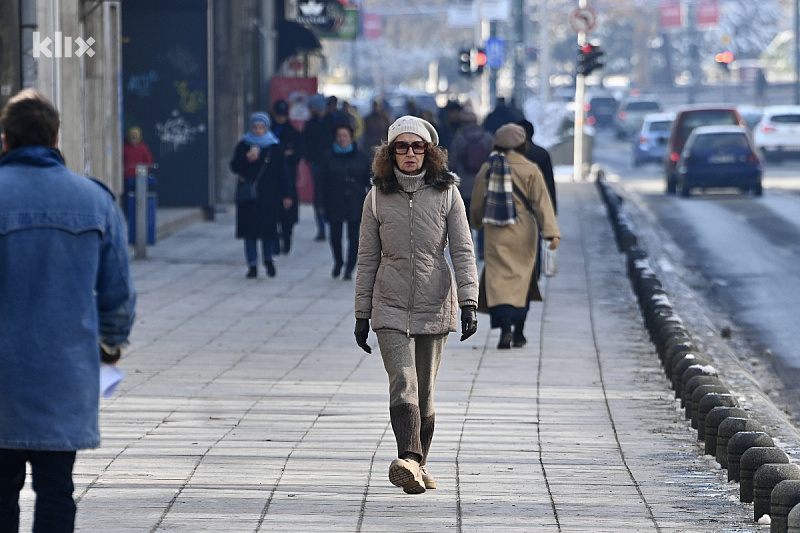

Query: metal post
[[573, 0, 587, 182], [795, 0, 799, 104], [134, 163, 147, 259]]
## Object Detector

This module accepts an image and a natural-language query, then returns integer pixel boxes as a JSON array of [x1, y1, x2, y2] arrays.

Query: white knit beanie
[[387, 115, 439, 146]]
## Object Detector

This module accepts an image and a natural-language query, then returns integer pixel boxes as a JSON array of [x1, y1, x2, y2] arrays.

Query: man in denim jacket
[[0, 89, 136, 532]]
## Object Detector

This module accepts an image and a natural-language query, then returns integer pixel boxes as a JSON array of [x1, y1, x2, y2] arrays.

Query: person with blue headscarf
[[230, 111, 293, 278]]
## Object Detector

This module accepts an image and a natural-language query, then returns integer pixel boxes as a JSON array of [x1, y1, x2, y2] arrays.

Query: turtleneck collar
[[393, 166, 427, 193]]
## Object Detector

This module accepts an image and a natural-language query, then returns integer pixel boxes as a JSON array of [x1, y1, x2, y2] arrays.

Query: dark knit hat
[[273, 99, 289, 116]]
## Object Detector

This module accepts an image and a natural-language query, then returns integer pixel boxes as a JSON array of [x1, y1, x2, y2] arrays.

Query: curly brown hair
[[371, 142, 453, 194]]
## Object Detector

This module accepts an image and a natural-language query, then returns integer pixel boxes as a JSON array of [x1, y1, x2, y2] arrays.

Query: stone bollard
[[672, 354, 712, 393], [647, 308, 678, 343], [740, 448, 790, 502], [656, 327, 690, 362], [787, 501, 800, 532], [717, 418, 765, 468], [772, 480, 800, 533], [691, 384, 730, 427], [698, 394, 738, 441], [729, 432, 775, 482], [754, 464, 800, 522], [705, 406, 748, 456], [680, 364, 717, 399], [664, 341, 697, 378], [683, 375, 724, 411]]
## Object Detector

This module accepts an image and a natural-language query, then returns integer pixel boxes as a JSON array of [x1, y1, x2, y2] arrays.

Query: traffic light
[[459, 49, 471, 76], [470, 48, 487, 75], [577, 43, 604, 76], [459, 47, 487, 76], [715, 50, 734, 70]]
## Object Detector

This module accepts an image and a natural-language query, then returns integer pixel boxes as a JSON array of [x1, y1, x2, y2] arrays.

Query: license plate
[[709, 154, 736, 163]]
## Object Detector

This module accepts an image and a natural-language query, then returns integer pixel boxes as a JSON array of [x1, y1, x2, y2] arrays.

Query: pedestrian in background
[[230, 111, 292, 278], [0, 89, 136, 532], [518, 118, 556, 214], [302, 94, 332, 241], [270, 99, 302, 254], [436, 100, 462, 151], [354, 115, 479, 495], [362, 99, 391, 154], [470, 123, 560, 349], [483, 96, 522, 136], [320, 122, 372, 280], [340, 100, 364, 145], [449, 110, 493, 258], [122, 125, 154, 204]]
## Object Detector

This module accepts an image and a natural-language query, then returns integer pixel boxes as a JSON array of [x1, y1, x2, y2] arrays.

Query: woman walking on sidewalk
[[354, 116, 479, 494], [470, 123, 560, 349], [319, 122, 372, 280], [230, 111, 292, 278]]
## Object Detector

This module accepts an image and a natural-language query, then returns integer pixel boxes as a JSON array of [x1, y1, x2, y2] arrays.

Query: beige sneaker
[[419, 465, 436, 489], [389, 458, 426, 494]]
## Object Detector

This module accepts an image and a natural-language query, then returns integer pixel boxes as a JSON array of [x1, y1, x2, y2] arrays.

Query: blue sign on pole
[[485, 38, 504, 69]]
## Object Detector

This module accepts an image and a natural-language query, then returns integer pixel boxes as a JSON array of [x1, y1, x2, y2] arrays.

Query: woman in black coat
[[319, 123, 372, 280], [230, 111, 292, 278]]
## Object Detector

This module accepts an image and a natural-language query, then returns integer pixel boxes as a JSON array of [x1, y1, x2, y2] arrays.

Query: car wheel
[[680, 182, 691, 198], [753, 182, 763, 196], [666, 175, 676, 194]]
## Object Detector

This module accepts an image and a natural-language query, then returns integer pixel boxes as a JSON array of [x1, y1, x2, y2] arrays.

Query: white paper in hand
[[100, 363, 124, 398]]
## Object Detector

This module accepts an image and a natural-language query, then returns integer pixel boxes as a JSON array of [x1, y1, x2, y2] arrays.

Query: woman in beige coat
[[354, 116, 479, 495], [470, 123, 560, 349]]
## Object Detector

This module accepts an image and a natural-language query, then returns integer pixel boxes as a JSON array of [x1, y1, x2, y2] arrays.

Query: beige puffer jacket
[[354, 178, 479, 335]]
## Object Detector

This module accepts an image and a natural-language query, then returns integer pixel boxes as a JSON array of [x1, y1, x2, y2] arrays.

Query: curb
[[593, 167, 800, 530]]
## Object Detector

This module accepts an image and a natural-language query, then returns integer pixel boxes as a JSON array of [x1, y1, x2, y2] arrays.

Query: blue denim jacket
[[0, 146, 136, 451]]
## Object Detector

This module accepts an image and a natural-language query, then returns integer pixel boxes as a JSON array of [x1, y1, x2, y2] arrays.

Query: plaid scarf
[[482, 152, 517, 226]]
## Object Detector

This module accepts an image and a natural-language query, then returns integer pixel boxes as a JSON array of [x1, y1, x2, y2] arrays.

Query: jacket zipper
[[406, 193, 415, 336]]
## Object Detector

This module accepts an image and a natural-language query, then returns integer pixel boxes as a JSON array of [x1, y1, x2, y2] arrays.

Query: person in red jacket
[[122, 126, 154, 196]]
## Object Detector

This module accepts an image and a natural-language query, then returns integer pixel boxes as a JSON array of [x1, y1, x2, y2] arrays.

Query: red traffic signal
[[577, 43, 604, 76], [715, 51, 734, 64]]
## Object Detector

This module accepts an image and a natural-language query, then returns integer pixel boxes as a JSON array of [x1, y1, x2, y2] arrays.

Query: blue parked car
[[676, 125, 762, 197], [632, 112, 674, 167]]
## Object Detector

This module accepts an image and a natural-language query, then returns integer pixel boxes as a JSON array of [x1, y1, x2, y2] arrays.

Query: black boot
[[498, 318, 513, 350], [265, 261, 276, 277], [246, 265, 257, 278], [513, 321, 527, 347]]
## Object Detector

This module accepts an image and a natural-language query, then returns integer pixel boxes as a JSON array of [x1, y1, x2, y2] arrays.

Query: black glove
[[460, 305, 477, 341], [354, 318, 372, 353], [100, 344, 121, 364]]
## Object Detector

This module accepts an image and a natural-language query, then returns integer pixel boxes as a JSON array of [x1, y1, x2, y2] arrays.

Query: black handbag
[[235, 147, 271, 204], [235, 180, 258, 203]]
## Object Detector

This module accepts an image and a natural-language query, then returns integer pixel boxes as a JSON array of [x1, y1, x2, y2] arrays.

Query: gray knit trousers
[[376, 329, 448, 466]]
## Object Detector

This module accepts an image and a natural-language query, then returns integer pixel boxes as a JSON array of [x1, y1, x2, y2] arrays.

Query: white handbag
[[541, 239, 558, 277]]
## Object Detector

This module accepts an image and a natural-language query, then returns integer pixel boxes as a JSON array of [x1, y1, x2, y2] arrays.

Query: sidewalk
[[20, 181, 773, 531]]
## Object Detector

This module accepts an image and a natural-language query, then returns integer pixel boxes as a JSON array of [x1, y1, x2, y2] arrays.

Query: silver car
[[632, 112, 674, 167], [753, 105, 800, 162]]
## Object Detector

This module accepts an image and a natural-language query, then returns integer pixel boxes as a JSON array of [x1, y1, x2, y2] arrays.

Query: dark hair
[[517, 119, 534, 140], [0, 89, 60, 150], [492, 143, 528, 155], [333, 121, 354, 137]]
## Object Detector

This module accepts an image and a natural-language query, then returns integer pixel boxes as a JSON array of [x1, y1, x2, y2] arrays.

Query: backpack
[[463, 135, 491, 173]]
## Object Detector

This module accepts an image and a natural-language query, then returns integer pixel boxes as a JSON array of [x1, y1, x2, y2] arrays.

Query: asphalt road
[[591, 128, 800, 411]]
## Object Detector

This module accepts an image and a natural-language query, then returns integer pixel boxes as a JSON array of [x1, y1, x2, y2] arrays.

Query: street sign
[[569, 7, 597, 34], [485, 38, 504, 69]]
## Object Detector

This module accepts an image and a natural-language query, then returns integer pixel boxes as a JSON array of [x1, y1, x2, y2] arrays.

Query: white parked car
[[753, 105, 800, 162]]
